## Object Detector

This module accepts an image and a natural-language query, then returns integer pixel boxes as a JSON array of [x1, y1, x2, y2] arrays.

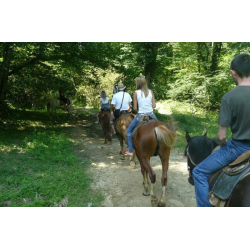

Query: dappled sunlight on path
[[69, 109, 196, 207]]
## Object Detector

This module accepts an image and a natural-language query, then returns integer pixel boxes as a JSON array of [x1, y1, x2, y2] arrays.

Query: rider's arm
[[110, 96, 116, 111], [217, 125, 228, 147], [151, 90, 156, 109], [133, 91, 137, 112]]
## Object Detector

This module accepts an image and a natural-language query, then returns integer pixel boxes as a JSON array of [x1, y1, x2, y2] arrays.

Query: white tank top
[[136, 89, 153, 113], [100, 97, 109, 104]]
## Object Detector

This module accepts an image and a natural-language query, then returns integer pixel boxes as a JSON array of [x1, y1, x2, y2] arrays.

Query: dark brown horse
[[185, 131, 250, 207], [132, 119, 176, 207], [99, 110, 112, 144], [115, 113, 135, 161]]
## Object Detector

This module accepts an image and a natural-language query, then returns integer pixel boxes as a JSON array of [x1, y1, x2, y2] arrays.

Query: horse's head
[[184, 130, 215, 185]]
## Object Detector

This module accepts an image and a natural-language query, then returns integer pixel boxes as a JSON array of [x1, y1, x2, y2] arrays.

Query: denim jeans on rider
[[126, 112, 158, 151], [193, 139, 250, 207]]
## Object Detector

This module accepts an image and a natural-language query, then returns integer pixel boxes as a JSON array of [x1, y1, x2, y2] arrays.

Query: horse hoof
[[130, 161, 135, 167], [158, 201, 166, 207], [151, 199, 158, 207], [143, 191, 150, 196]]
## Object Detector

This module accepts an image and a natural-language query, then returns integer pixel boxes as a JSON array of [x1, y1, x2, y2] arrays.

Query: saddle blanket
[[209, 162, 250, 200]]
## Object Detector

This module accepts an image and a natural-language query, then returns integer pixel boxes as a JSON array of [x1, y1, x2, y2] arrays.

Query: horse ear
[[203, 131, 207, 137], [185, 130, 191, 142]]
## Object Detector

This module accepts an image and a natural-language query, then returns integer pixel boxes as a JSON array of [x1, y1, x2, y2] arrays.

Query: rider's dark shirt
[[59, 95, 67, 102], [218, 86, 250, 141], [59, 95, 70, 105]]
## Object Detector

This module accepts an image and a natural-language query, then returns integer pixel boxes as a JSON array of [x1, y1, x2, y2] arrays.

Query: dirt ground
[[70, 106, 197, 207]]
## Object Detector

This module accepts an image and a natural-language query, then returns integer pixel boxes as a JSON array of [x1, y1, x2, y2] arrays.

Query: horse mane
[[188, 136, 219, 165]]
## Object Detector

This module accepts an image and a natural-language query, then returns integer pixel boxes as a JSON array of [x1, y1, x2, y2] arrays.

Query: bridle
[[186, 145, 198, 167], [186, 146, 198, 178]]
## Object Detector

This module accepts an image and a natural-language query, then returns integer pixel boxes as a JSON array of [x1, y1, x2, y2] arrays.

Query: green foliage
[[2, 42, 250, 116], [157, 100, 232, 149], [75, 69, 122, 108]]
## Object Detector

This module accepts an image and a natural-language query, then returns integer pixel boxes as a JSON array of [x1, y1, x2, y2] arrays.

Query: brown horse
[[115, 113, 135, 161], [99, 110, 112, 144], [132, 119, 176, 207]]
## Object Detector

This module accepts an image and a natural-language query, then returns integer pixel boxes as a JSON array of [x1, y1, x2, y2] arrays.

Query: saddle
[[209, 149, 250, 206], [114, 111, 131, 126], [132, 115, 155, 137]]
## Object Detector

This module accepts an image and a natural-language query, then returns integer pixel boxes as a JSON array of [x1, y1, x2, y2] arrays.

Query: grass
[[155, 99, 232, 149], [0, 100, 232, 207], [0, 109, 104, 207]]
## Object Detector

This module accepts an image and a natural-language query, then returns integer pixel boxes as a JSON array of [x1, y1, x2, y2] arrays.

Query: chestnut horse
[[115, 113, 135, 161], [99, 110, 112, 144], [132, 119, 176, 207]]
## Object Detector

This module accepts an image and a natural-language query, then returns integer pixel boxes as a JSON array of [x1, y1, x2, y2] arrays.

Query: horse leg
[[130, 151, 136, 167], [138, 156, 157, 206], [55, 108, 60, 120], [50, 109, 53, 120], [104, 134, 107, 144], [142, 168, 150, 196], [158, 148, 170, 207], [49, 110, 52, 120], [117, 135, 125, 159], [68, 107, 73, 119]]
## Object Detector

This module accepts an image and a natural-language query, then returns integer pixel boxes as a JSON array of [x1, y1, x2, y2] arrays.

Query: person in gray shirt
[[192, 53, 250, 207]]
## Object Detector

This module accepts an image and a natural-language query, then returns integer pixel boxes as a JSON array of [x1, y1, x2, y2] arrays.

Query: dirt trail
[[70, 107, 196, 207]]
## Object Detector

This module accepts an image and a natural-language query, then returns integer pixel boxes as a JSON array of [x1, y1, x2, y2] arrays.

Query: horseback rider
[[192, 53, 250, 207], [96, 90, 116, 136], [124, 76, 157, 156], [59, 90, 70, 109], [111, 82, 132, 118]]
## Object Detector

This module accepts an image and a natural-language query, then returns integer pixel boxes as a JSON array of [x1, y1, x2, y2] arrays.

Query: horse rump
[[155, 123, 176, 149], [133, 120, 176, 157]]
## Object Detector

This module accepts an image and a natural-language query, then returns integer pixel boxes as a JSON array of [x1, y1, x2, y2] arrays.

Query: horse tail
[[154, 124, 176, 148], [103, 113, 111, 131], [47, 101, 51, 114]]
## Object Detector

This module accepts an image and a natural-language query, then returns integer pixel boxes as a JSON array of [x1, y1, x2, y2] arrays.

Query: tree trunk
[[0, 43, 12, 116], [144, 43, 161, 88], [210, 42, 222, 74]]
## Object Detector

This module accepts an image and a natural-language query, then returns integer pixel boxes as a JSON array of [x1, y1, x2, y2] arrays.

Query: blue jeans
[[193, 139, 250, 207], [126, 112, 158, 151], [101, 103, 110, 110]]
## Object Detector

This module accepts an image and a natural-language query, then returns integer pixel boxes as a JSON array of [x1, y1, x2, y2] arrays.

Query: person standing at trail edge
[[192, 53, 250, 207], [59, 91, 70, 109]]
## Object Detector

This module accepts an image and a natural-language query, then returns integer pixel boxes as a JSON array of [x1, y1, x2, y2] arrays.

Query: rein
[[186, 147, 198, 182], [186, 146, 198, 167]]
